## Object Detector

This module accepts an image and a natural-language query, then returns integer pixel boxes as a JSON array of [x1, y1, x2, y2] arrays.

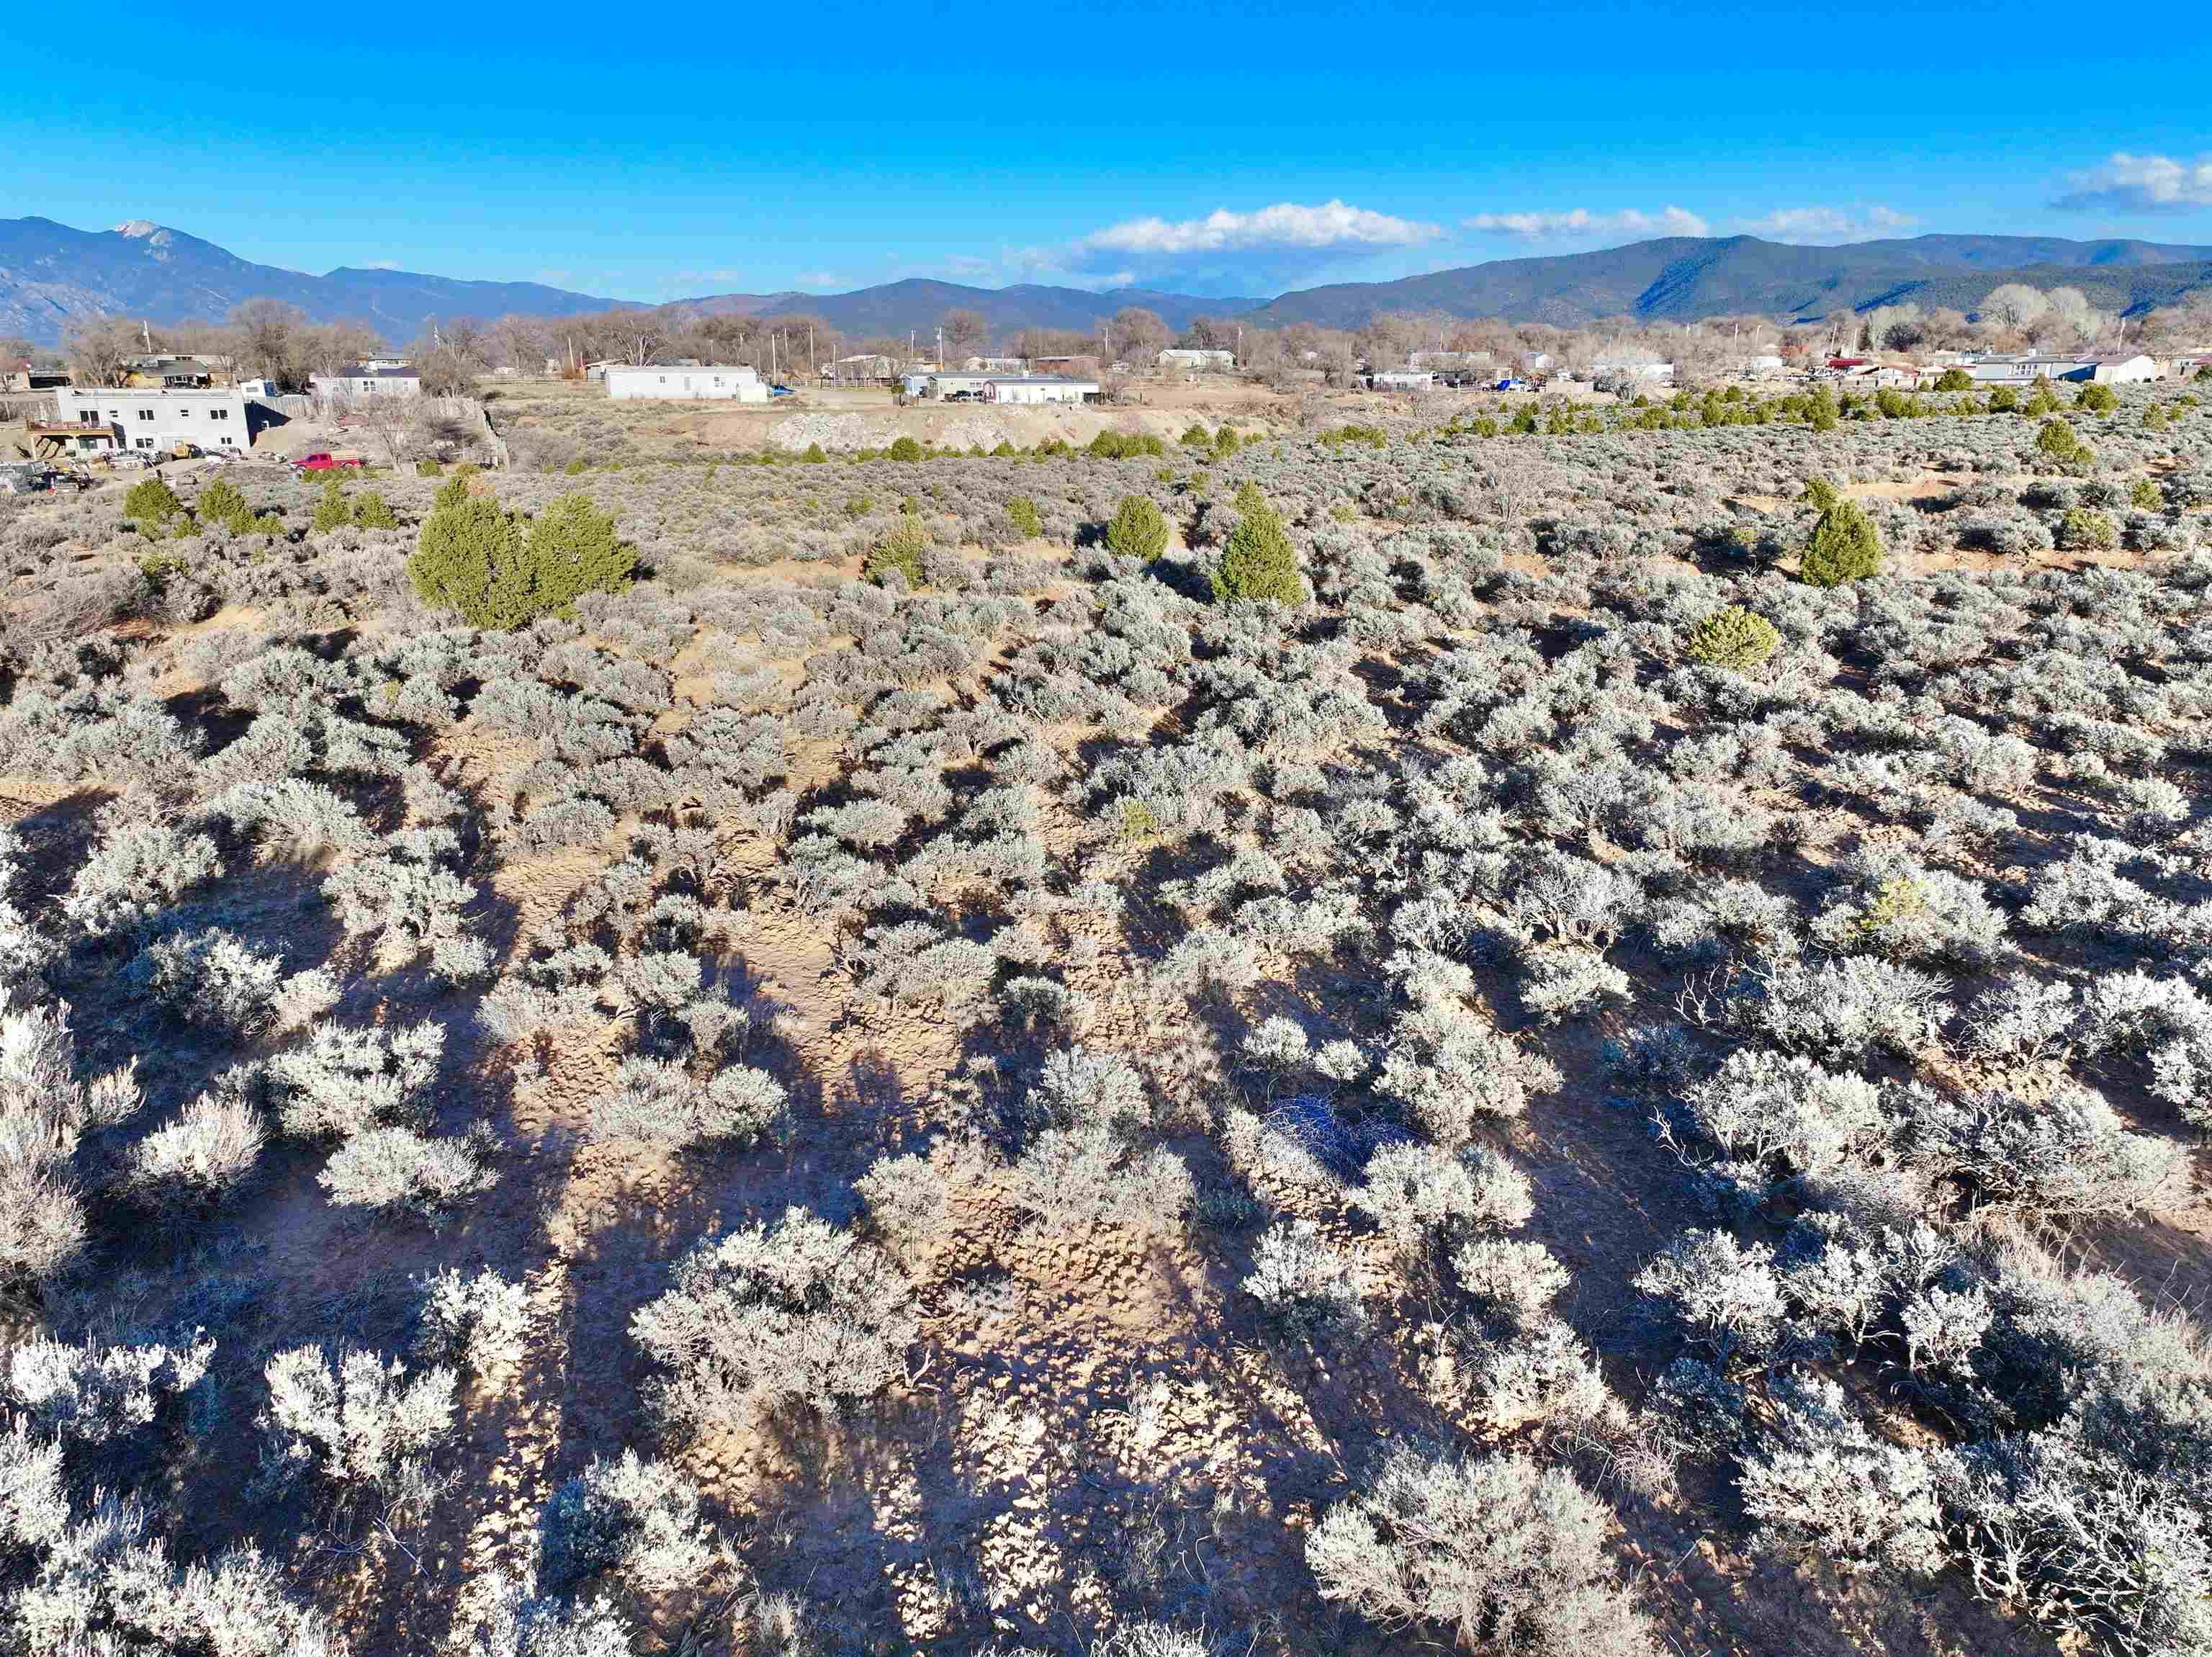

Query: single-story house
[[829, 354, 896, 382], [1370, 369, 1434, 390], [124, 356, 212, 390], [979, 375, 1097, 405], [1591, 359, 1676, 384], [1740, 354, 1786, 375], [354, 356, 410, 372], [924, 370, 1012, 399], [604, 364, 768, 403], [311, 365, 423, 398], [1966, 357, 2097, 385], [2090, 355, 2161, 384], [4, 361, 70, 394], [53, 387, 256, 453], [1158, 348, 1234, 372], [963, 356, 1028, 374]]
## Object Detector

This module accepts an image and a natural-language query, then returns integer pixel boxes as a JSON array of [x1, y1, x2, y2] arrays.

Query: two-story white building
[[604, 364, 769, 402], [53, 387, 255, 454]]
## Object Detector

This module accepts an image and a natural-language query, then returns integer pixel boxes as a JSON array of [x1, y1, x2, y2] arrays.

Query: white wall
[[990, 382, 1094, 404], [606, 368, 768, 402]]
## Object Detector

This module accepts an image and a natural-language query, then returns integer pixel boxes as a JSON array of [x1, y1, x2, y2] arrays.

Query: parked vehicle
[[770, 384, 796, 398], [293, 452, 365, 472]]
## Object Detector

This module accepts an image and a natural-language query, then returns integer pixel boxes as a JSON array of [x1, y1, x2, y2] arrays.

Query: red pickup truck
[[293, 452, 365, 472]]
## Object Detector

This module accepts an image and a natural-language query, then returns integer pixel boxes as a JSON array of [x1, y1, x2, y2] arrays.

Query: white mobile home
[[1966, 357, 2096, 385], [979, 375, 1097, 405], [1370, 369, 1434, 390], [925, 370, 1010, 398], [604, 365, 769, 402], [310, 365, 422, 398], [1158, 348, 1234, 372], [54, 387, 254, 453]]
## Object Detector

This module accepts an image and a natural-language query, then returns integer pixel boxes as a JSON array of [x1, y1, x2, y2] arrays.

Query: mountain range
[[0, 219, 630, 349], [1238, 234, 2212, 330], [6, 218, 2211, 350]]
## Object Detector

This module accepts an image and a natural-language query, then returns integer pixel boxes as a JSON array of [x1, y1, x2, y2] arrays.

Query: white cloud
[[2053, 153, 2212, 212], [1462, 205, 1709, 241], [1734, 204, 1917, 243], [1082, 199, 1440, 257]]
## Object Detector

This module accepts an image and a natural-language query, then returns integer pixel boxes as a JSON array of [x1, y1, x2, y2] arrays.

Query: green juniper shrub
[[1181, 423, 1211, 446], [563, 457, 589, 475], [2035, 418, 2090, 470], [1212, 485, 1303, 604], [1006, 496, 1043, 537], [352, 490, 399, 531], [803, 443, 828, 463], [417, 458, 444, 477], [408, 485, 634, 627], [2129, 477, 2164, 511], [2074, 382, 2117, 414], [1684, 605, 1782, 672], [1798, 477, 1883, 588], [124, 475, 186, 529], [310, 476, 354, 533], [1935, 367, 1973, 392], [866, 516, 931, 588], [2056, 506, 2119, 551], [886, 436, 924, 462], [1988, 385, 2020, 413], [1105, 495, 1169, 562], [197, 478, 253, 534]]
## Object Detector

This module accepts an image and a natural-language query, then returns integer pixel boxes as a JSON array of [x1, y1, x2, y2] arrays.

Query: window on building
[[210, 408, 228, 421], [135, 437, 154, 449], [137, 408, 154, 421]]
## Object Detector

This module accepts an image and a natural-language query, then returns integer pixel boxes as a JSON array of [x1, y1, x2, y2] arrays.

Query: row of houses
[[1821, 352, 2174, 390]]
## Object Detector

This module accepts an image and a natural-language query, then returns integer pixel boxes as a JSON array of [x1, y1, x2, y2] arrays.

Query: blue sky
[[4, 0, 2207, 302]]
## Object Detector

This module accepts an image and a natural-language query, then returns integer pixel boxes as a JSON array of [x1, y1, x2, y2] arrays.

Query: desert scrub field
[[0, 377, 2208, 1657]]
